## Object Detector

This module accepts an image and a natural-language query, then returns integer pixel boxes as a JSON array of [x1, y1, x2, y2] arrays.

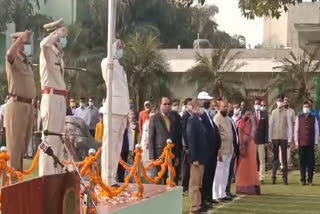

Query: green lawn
[[183, 171, 320, 214]]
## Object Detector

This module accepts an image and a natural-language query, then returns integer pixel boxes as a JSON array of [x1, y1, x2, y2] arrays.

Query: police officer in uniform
[[5, 31, 36, 175], [39, 19, 68, 176]]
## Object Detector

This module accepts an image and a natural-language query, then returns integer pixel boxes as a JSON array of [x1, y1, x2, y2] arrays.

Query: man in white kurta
[[212, 100, 234, 201], [39, 19, 68, 176], [101, 39, 129, 186]]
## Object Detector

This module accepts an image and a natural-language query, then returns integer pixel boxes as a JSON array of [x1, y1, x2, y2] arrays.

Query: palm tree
[[186, 48, 246, 98], [269, 49, 320, 109], [122, 32, 169, 110]]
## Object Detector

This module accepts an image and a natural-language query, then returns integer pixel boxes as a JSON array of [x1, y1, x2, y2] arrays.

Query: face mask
[[220, 111, 227, 117], [89, 101, 94, 107], [172, 106, 179, 112], [59, 37, 67, 49], [203, 101, 210, 109], [254, 105, 261, 111], [114, 49, 123, 59], [261, 106, 266, 111], [234, 108, 240, 116], [303, 107, 310, 114], [129, 104, 134, 110], [277, 101, 283, 108], [186, 104, 192, 112], [70, 102, 76, 108], [23, 44, 32, 56], [80, 102, 85, 108]]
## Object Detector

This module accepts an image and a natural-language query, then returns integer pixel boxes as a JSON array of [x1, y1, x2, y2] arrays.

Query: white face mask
[[254, 105, 261, 111], [277, 101, 283, 108], [59, 37, 67, 49], [88, 101, 94, 107], [114, 49, 123, 59], [234, 108, 240, 116], [23, 44, 32, 56], [80, 102, 86, 108], [303, 107, 310, 114], [261, 106, 266, 111], [172, 106, 179, 112]]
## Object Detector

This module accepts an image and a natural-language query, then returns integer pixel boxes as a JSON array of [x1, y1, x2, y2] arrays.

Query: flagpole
[[103, 0, 115, 185]]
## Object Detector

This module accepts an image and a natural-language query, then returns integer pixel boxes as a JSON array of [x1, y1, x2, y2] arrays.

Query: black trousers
[[182, 152, 190, 192], [89, 129, 95, 138], [272, 140, 288, 181], [226, 156, 235, 195], [299, 146, 315, 183], [117, 150, 129, 182], [201, 155, 217, 203]]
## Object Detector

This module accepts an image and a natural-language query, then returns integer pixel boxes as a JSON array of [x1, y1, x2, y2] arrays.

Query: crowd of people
[[0, 88, 319, 213], [121, 93, 318, 214]]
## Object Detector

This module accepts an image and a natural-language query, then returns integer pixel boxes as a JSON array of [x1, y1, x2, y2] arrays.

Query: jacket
[[148, 111, 182, 160], [182, 111, 191, 149], [254, 110, 268, 144], [200, 109, 221, 158], [269, 107, 293, 142], [186, 114, 209, 165]]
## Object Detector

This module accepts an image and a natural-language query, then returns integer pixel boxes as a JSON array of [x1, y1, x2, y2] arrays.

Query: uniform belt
[[9, 94, 33, 104], [42, 88, 68, 97]]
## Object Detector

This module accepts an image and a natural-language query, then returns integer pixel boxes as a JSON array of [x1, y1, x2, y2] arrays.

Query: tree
[[122, 32, 169, 110], [178, 0, 318, 19], [186, 48, 246, 98], [269, 49, 320, 110], [0, 0, 49, 31]]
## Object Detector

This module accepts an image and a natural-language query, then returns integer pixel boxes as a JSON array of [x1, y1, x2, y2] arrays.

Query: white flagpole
[[104, 0, 116, 185]]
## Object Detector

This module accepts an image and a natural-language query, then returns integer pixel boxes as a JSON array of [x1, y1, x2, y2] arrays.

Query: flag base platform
[[97, 184, 182, 214]]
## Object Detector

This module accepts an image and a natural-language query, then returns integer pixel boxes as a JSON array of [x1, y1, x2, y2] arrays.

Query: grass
[[183, 171, 320, 214]]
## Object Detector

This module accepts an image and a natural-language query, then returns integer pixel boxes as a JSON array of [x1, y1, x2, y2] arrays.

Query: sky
[[207, 0, 264, 48]]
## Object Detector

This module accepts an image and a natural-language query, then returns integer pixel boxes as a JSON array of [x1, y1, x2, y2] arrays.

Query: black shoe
[[111, 183, 120, 188], [226, 193, 237, 198], [272, 178, 276, 184], [210, 199, 220, 204], [301, 181, 306, 186], [260, 180, 264, 184], [219, 196, 233, 202], [308, 182, 313, 186], [283, 180, 288, 185]]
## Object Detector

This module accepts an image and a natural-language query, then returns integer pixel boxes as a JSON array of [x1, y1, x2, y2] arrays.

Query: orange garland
[[23, 149, 40, 175]]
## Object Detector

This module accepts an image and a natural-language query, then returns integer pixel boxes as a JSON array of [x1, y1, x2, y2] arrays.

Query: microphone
[[43, 130, 65, 137], [39, 142, 68, 172]]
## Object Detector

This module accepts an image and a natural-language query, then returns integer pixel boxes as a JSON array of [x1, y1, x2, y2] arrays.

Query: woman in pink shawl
[[236, 111, 261, 195]]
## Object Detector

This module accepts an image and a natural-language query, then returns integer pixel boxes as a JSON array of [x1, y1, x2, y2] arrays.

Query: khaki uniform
[[39, 33, 67, 176], [5, 55, 36, 171], [101, 58, 129, 185]]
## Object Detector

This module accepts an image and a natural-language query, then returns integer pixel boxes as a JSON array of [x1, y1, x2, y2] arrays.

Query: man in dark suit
[[197, 92, 221, 208], [254, 98, 269, 183], [186, 99, 209, 214], [148, 97, 182, 182], [181, 98, 193, 193]]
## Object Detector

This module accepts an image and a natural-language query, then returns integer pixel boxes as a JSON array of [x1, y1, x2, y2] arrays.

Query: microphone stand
[[57, 134, 99, 214]]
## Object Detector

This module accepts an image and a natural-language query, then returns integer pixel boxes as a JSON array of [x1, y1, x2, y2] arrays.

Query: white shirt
[[0, 103, 7, 128], [101, 59, 129, 115]]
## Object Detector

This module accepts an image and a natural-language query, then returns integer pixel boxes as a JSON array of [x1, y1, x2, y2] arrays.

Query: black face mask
[[220, 111, 227, 117], [228, 110, 234, 117], [203, 101, 210, 110]]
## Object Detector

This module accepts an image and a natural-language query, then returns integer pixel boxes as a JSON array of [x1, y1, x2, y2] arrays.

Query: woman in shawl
[[236, 111, 261, 195]]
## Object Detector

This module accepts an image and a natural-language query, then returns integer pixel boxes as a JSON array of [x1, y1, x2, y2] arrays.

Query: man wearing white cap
[[197, 92, 221, 209], [5, 30, 36, 174], [39, 19, 68, 176], [101, 39, 129, 186]]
